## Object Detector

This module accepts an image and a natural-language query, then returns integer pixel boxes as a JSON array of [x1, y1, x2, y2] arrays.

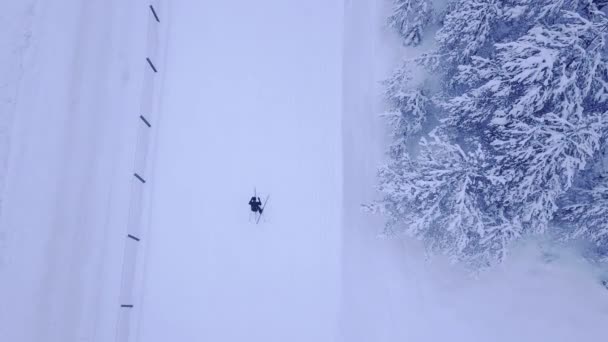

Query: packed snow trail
[[136, 1, 343, 341]]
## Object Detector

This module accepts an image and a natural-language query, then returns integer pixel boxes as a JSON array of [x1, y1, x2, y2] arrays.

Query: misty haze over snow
[[0, 1, 607, 342]]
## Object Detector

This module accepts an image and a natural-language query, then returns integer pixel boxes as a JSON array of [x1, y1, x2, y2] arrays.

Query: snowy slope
[[0, 1, 149, 341], [0, 1, 36, 223], [0, 1, 606, 342], [136, 1, 343, 341]]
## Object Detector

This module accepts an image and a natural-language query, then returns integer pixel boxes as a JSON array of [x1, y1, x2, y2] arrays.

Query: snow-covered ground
[[0, 1, 37, 257], [0, 1, 150, 341], [135, 1, 342, 341], [0, 1, 607, 342], [341, 0, 413, 340]]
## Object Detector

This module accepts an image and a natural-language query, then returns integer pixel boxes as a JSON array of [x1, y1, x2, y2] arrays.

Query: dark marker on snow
[[128, 234, 140, 242], [146, 58, 158, 73], [149, 5, 160, 23], [134, 173, 146, 184], [140, 115, 151, 127]]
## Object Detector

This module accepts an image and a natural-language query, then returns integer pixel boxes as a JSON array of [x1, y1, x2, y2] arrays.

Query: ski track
[[0, 0, 37, 268]]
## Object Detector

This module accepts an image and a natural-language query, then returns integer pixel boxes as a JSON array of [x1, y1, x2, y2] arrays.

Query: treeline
[[375, 0, 608, 267]]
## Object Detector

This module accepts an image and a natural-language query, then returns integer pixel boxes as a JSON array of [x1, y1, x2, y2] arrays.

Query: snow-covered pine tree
[[447, 4, 608, 232], [377, 129, 519, 265], [491, 113, 604, 231], [378, 0, 608, 266]]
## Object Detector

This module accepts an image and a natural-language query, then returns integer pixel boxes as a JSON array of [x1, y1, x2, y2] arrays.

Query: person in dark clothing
[[249, 196, 263, 214]]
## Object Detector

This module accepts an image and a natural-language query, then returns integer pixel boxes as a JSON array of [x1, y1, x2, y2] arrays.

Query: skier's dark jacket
[[249, 197, 262, 212]]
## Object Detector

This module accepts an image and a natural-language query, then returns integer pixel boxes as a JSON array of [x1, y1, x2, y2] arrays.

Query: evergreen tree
[[448, 6, 608, 231], [378, 0, 608, 265], [378, 130, 521, 264]]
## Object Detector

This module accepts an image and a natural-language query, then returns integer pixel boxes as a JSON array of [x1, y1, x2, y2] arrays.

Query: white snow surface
[[0, 1, 606, 342], [136, 1, 342, 341], [0, 1, 37, 237], [0, 1, 148, 341]]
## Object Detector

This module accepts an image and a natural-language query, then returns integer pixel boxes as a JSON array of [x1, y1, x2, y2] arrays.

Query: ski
[[256, 195, 270, 224]]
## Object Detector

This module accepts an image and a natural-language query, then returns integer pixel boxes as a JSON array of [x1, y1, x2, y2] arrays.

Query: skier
[[249, 196, 264, 215]]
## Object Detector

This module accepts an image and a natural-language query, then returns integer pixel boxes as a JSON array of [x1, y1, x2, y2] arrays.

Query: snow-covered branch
[[388, 0, 435, 46], [377, 131, 517, 265]]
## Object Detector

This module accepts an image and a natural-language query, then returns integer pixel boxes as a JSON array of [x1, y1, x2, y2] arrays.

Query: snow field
[[0, 1, 153, 341], [0, 1, 606, 342], [136, 1, 343, 341]]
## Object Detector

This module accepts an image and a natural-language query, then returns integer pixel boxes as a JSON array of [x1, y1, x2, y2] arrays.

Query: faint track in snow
[[0, 0, 39, 265]]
